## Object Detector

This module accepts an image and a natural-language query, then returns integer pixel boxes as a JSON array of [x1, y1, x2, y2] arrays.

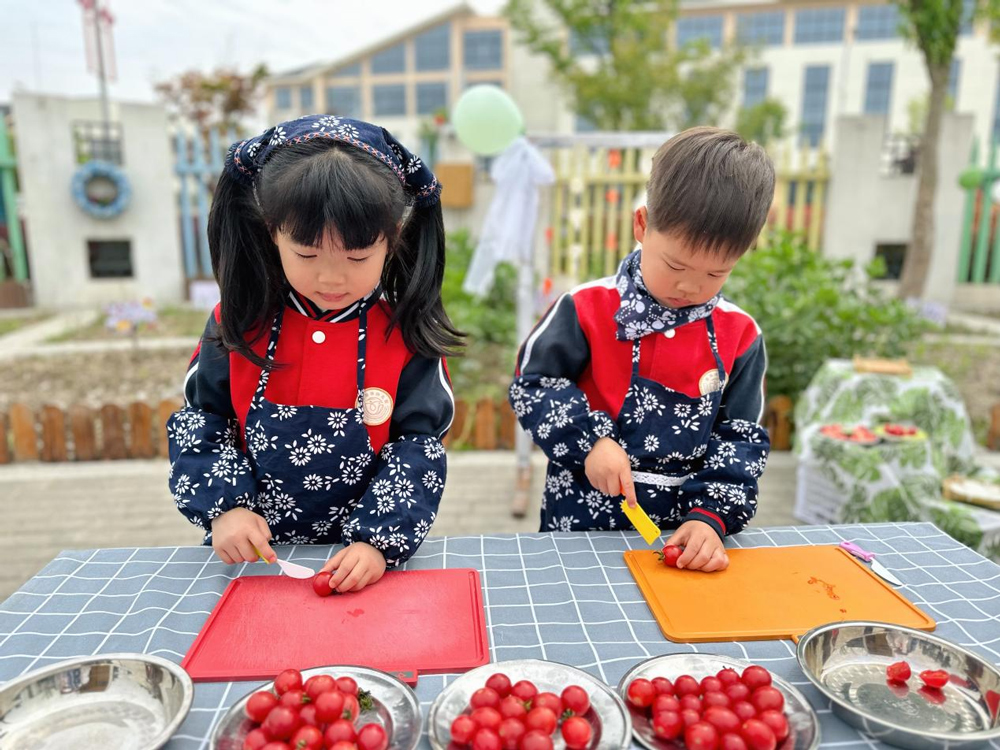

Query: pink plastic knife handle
[[840, 541, 876, 562]]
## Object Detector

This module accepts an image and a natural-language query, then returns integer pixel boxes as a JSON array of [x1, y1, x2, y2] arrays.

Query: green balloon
[[452, 85, 524, 156], [959, 167, 983, 190]]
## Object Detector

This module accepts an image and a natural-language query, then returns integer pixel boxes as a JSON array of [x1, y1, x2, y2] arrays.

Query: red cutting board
[[182, 569, 490, 683]]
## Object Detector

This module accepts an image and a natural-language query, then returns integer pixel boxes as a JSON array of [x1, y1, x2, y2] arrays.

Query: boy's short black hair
[[645, 126, 775, 259]]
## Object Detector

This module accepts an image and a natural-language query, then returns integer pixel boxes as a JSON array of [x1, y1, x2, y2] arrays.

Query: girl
[[167, 115, 461, 593]]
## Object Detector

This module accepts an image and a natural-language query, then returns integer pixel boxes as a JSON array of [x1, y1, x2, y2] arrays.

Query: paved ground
[[0, 451, 799, 600]]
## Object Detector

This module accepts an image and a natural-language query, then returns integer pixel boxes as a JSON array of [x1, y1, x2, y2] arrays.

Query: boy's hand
[[665, 521, 729, 572], [210, 507, 275, 565], [585, 437, 638, 508], [320, 542, 387, 593]]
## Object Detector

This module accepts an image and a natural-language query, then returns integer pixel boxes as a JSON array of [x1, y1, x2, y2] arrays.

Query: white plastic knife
[[840, 541, 903, 587]]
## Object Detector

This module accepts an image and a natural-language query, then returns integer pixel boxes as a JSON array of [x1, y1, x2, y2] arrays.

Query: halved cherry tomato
[[920, 670, 949, 690], [886, 661, 911, 684]]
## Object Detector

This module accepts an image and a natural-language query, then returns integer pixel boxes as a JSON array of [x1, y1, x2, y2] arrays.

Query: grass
[[0, 314, 47, 337], [48, 306, 208, 342]]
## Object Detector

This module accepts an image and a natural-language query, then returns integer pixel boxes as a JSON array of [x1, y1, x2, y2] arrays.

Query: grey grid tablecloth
[[1, 523, 999, 749]]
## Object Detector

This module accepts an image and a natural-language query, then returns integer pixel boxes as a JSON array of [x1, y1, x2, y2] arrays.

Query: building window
[[856, 4, 900, 40], [415, 23, 451, 71], [801, 65, 831, 146], [88, 240, 133, 279], [864, 62, 894, 115], [333, 61, 361, 77], [960, 0, 975, 35], [275, 86, 292, 109], [416, 82, 448, 115], [326, 86, 361, 117], [464, 80, 504, 90], [794, 7, 845, 44], [464, 30, 503, 70], [299, 85, 314, 110], [569, 28, 611, 55], [371, 43, 406, 74], [736, 11, 785, 46], [875, 243, 907, 279], [373, 84, 407, 117], [676, 15, 724, 49], [743, 68, 769, 107], [949, 58, 962, 104]]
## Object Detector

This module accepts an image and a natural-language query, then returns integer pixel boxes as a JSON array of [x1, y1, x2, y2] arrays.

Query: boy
[[509, 127, 774, 572]]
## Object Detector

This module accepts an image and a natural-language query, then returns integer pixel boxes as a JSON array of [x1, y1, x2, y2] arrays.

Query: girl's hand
[[585, 437, 638, 507], [320, 542, 387, 593], [665, 521, 729, 572], [210, 507, 275, 565]]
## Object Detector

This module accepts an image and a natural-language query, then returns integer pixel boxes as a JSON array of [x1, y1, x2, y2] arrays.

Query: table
[[2, 526, 999, 749]]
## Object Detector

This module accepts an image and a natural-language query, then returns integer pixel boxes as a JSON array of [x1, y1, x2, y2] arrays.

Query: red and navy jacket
[[511, 276, 768, 537]]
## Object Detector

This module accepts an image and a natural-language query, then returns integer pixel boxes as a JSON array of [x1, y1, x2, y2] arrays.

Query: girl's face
[[275, 228, 388, 311]]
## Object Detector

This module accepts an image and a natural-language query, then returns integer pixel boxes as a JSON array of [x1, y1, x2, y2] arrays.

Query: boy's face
[[633, 207, 738, 308]]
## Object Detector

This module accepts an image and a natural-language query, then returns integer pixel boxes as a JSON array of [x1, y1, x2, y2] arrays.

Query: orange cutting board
[[625, 545, 935, 642]]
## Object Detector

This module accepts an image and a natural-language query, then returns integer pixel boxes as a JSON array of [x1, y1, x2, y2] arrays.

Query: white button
[[664, 329, 676, 339], [312, 331, 326, 344]]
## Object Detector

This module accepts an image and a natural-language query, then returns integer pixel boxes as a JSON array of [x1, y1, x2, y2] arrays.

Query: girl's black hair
[[208, 138, 463, 368]]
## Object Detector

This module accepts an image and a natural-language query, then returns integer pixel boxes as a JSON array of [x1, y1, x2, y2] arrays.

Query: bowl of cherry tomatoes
[[210, 665, 421, 750], [618, 654, 819, 750], [427, 659, 632, 750]]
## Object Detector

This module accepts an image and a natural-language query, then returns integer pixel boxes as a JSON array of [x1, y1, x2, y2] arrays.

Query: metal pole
[[93, 1, 111, 146]]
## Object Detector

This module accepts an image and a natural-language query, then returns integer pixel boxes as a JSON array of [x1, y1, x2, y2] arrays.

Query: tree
[[735, 98, 787, 147], [894, 0, 1000, 299], [505, 0, 746, 132], [155, 64, 270, 132]]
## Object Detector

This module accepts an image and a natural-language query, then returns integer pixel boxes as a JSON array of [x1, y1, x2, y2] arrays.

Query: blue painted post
[[175, 130, 198, 280], [192, 129, 212, 278]]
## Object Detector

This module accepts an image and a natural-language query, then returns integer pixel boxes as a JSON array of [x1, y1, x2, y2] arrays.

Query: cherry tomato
[[336, 677, 359, 696], [681, 709, 702, 728], [325, 719, 358, 745], [342, 694, 361, 723], [261, 743, 293, 750], [304, 675, 337, 701], [725, 684, 750, 703], [757, 710, 789, 743], [652, 677, 675, 696], [451, 715, 478, 745], [740, 719, 777, 750], [701, 677, 724, 694], [919, 686, 947, 705], [471, 707, 503, 732], [561, 716, 593, 749], [653, 695, 681, 714], [499, 695, 528, 720], [330, 742, 358, 750], [279, 689, 308, 708], [357, 723, 389, 750], [680, 694, 703, 713], [498, 717, 527, 750], [703, 706, 741, 735], [472, 728, 502, 750], [703, 692, 731, 709], [290, 725, 324, 750], [298, 704, 320, 727], [626, 679, 657, 708], [920, 670, 949, 690], [511, 681, 538, 703], [487, 673, 513, 698], [684, 721, 720, 750], [524, 707, 558, 735], [561, 685, 591, 716], [720, 733, 749, 750], [314, 690, 346, 723], [675, 675, 702, 698], [471, 688, 502, 710], [661, 545, 683, 568], [243, 728, 269, 750], [886, 661, 911, 684], [750, 687, 784, 714], [263, 706, 301, 741], [518, 730, 554, 750], [652, 711, 683, 741], [246, 691, 278, 723], [741, 666, 772, 692], [312, 572, 334, 598], [716, 669, 741, 687], [274, 669, 304, 696], [533, 692, 562, 715], [732, 702, 756, 723]]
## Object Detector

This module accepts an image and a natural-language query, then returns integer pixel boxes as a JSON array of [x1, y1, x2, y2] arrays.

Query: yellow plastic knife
[[621, 500, 662, 545]]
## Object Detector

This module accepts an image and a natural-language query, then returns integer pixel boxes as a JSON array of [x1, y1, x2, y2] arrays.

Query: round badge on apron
[[360, 387, 393, 426]]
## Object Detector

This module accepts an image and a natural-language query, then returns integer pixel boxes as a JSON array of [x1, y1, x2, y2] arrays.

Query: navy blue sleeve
[[508, 293, 618, 468]]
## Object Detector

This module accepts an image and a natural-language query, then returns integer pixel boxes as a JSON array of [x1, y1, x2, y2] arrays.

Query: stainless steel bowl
[[0, 653, 194, 750], [211, 665, 422, 750], [616, 653, 820, 750], [797, 621, 1000, 749], [427, 659, 632, 750]]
